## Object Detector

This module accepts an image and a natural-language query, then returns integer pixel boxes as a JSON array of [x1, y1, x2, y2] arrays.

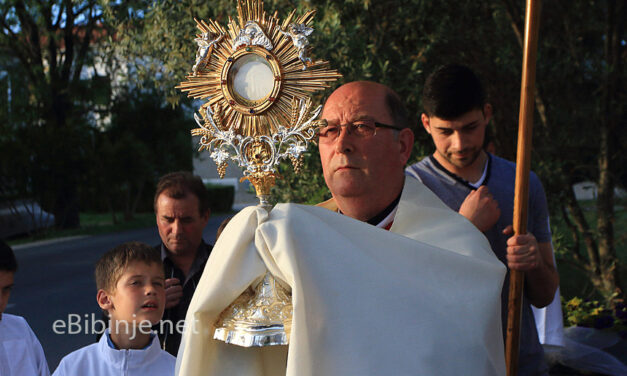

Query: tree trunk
[[49, 89, 80, 229], [129, 181, 145, 221], [106, 195, 118, 225], [596, 0, 624, 302]]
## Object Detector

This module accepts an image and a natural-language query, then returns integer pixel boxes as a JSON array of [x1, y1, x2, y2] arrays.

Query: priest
[[176, 81, 507, 375]]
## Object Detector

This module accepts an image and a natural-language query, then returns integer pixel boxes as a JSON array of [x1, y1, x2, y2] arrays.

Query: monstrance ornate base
[[214, 272, 293, 346]]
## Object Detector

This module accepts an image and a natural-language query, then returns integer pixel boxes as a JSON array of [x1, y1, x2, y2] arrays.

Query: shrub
[[205, 184, 235, 213], [563, 297, 627, 338]]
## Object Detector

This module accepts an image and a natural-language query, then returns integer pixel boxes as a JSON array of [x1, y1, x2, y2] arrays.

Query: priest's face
[[319, 82, 413, 220]]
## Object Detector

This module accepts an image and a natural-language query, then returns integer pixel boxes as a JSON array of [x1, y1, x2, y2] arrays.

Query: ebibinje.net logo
[[52, 313, 203, 340]]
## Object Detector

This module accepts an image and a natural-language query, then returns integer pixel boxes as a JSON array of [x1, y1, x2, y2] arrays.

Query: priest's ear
[[397, 127, 414, 166], [97, 289, 113, 314]]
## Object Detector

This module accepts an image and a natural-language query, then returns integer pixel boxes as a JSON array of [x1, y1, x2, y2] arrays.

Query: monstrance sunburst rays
[[177, 1, 341, 139]]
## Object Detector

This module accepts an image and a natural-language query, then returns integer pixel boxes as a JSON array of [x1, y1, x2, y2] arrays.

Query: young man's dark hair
[[0, 240, 18, 272], [422, 64, 486, 120], [153, 171, 210, 215]]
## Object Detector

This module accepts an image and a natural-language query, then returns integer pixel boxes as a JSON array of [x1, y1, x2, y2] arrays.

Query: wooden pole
[[505, 0, 542, 375]]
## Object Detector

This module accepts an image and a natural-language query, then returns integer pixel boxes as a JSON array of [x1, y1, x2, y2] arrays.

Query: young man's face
[[422, 104, 491, 173], [99, 261, 165, 328], [156, 192, 209, 256], [0, 270, 14, 319]]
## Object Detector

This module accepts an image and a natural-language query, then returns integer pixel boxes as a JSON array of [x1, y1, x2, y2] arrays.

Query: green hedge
[[205, 183, 235, 213]]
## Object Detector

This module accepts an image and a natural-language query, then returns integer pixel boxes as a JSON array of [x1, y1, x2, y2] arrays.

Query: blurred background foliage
[[0, 0, 624, 305]]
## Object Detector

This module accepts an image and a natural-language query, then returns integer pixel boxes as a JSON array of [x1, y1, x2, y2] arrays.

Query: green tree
[[103, 0, 235, 105], [0, 0, 107, 228], [524, 0, 626, 302], [0, 53, 52, 234], [83, 85, 194, 223]]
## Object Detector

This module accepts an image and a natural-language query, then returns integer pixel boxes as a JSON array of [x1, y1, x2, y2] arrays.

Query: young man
[[0, 240, 50, 376], [154, 171, 212, 354], [406, 64, 559, 375], [53, 241, 174, 375]]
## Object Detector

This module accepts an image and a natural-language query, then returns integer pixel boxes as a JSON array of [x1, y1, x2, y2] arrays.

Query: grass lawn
[[5, 212, 157, 246], [7, 209, 239, 247]]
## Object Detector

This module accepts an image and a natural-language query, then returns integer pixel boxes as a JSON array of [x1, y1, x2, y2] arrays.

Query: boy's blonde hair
[[95, 241, 163, 293]]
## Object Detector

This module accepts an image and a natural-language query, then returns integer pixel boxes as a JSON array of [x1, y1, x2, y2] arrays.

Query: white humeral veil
[[176, 177, 507, 376]]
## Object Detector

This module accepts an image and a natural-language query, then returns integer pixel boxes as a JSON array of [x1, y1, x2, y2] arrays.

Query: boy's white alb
[[52, 329, 174, 376], [0, 313, 50, 376]]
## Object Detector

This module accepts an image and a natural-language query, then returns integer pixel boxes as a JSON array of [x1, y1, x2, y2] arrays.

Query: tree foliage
[[0, 1, 197, 234], [0, 0, 106, 228], [81, 85, 194, 223], [102, 0, 626, 302]]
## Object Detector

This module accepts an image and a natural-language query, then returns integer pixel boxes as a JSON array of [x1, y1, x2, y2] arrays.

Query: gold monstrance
[[177, 0, 341, 347]]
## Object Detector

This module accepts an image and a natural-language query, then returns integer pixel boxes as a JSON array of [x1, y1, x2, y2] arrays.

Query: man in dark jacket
[[154, 171, 212, 355]]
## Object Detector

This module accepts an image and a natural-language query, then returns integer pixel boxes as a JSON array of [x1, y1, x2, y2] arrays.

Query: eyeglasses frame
[[316, 121, 403, 142]]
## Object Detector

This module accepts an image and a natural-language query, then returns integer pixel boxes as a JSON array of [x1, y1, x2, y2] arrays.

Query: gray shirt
[[407, 154, 551, 376]]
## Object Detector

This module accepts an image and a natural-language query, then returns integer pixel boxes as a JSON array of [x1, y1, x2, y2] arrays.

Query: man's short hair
[[94, 241, 162, 292], [422, 64, 486, 119], [385, 90, 412, 131], [0, 240, 17, 273], [154, 171, 210, 215]]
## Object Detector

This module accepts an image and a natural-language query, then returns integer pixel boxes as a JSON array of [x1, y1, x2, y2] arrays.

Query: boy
[[0, 240, 50, 376], [53, 241, 175, 375]]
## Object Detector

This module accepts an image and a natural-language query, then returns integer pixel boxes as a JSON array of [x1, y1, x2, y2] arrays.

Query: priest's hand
[[165, 278, 183, 309], [459, 186, 500, 232]]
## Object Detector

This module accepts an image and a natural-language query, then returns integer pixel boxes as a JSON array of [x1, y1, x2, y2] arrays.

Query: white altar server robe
[[53, 329, 174, 376], [0, 313, 50, 376]]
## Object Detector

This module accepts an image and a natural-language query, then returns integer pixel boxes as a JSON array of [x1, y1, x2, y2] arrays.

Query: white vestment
[[53, 329, 175, 376], [176, 177, 507, 375], [0, 314, 50, 376]]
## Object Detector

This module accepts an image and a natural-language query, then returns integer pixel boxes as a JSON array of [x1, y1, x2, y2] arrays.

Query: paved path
[[9, 213, 232, 372]]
